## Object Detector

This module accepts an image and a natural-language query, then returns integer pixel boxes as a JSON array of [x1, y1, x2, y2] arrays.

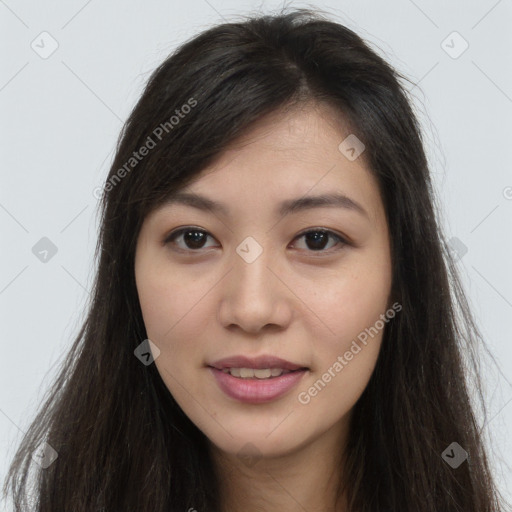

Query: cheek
[[308, 257, 391, 341], [135, 263, 212, 402], [299, 254, 391, 399], [135, 261, 219, 389], [296, 269, 390, 420], [136, 258, 208, 341]]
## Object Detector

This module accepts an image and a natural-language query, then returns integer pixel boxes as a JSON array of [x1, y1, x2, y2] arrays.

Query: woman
[[3, 7, 509, 512]]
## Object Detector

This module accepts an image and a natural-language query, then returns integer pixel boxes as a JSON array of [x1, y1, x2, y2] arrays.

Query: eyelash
[[163, 227, 349, 255]]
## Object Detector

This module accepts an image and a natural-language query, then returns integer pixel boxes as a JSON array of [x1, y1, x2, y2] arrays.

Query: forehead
[[220, 101, 355, 161], [161, 104, 384, 226]]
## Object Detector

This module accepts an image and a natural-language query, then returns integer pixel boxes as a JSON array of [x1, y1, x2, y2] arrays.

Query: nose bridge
[[233, 235, 273, 297], [218, 235, 290, 332]]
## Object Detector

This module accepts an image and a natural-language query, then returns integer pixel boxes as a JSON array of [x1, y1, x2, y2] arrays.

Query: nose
[[217, 244, 293, 335]]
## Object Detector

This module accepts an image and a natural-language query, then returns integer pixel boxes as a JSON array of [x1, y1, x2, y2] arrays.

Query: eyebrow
[[162, 191, 369, 219]]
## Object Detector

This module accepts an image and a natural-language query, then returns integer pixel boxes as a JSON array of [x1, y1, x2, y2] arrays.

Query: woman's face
[[135, 104, 393, 460]]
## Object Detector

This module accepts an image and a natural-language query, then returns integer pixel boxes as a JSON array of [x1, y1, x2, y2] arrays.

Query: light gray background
[[1, 0, 511, 509]]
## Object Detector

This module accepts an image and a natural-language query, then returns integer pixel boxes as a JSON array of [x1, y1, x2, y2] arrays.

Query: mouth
[[207, 355, 309, 403], [210, 367, 307, 379], [208, 354, 309, 376]]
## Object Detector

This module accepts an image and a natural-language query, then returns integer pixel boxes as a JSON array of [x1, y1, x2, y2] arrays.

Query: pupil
[[306, 231, 327, 250], [184, 230, 206, 249]]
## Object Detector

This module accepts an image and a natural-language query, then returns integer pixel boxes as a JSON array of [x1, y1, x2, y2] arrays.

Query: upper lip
[[208, 355, 308, 371]]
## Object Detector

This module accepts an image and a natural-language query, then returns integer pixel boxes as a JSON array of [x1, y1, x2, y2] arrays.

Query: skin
[[135, 102, 393, 512]]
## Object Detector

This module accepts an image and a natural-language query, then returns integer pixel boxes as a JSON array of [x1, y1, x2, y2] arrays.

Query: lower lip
[[209, 367, 308, 404]]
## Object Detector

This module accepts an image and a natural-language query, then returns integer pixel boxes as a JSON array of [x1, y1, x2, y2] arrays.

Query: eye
[[164, 227, 218, 251], [291, 229, 348, 253], [164, 227, 348, 253]]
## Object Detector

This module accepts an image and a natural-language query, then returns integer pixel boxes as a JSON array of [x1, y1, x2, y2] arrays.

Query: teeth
[[221, 367, 293, 379], [254, 369, 271, 378], [240, 368, 254, 378]]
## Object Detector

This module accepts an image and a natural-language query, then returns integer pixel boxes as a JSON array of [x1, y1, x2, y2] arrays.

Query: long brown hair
[[3, 7, 509, 511]]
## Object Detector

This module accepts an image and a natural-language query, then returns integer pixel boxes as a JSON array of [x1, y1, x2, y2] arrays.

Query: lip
[[209, 355, 307, 371], [208, 367, 308, 404], [207, 354, 309, 404]]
